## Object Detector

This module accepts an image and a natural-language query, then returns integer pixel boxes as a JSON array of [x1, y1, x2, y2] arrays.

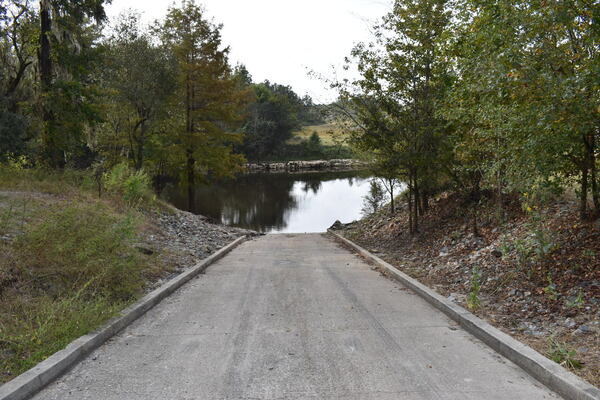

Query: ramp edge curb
[[328, 230, 600, 400], [0, 235, 248, 400]]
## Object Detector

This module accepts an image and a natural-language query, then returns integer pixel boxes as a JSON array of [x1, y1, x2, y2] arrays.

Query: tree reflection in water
[[162, 170, 371, 233]]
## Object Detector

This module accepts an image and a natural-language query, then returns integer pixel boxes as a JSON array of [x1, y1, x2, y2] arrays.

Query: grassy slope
[[0, 167, 172, 383], [288, 124, 350, 146]]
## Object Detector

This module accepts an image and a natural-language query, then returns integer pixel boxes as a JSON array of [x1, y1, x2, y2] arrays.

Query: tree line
[[0, 0, 324, 206], [337, 0, 598, 231]]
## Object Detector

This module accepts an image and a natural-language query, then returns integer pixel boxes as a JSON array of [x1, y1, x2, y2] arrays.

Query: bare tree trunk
[[589, 133, 598, 213], [185, 71, 195, 211], [407, 185, 413, 234], [135, 120, 146, 170], [413, 173, 419, 232], [389, 179, 395, 214], [39, 0, 61, 167], [422, 191, 429, 213], [39, 0, 52, 90], [187, 149, 195, 212], [580, 166, 589, 220], [472, 206, 479, 237]]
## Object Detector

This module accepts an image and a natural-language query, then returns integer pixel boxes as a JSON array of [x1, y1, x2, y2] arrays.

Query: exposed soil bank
[[334, 193, 599, 387]]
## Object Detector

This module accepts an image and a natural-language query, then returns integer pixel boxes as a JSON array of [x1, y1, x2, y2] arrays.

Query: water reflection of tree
[[209, 174, 298, 232], [300, 177, 322, 194], [163, 170, 371, 232]]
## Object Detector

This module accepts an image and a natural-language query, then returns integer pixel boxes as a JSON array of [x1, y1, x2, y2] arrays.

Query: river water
[[163, 170, 372, 233]]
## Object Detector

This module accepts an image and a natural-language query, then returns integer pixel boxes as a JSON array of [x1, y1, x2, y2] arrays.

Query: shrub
[[362, 179, 386, 216], [467, 267, 482, 310], [103, 163, 153, 206], [547, 338, 582, 370], [13, 203, 144, 301]]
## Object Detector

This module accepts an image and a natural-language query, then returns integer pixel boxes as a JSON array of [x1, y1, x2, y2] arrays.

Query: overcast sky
[[106, 0, 392, 103]]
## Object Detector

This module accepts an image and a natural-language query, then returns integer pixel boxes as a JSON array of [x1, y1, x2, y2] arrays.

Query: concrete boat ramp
[[31, 234, 560, 399]]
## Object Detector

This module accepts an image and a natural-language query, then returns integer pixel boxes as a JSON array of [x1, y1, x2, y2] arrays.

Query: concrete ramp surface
[[33, 234, 560, 399]]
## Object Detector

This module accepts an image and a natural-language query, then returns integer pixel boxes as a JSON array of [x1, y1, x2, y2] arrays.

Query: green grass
[[0, 164, 166, 384], [0, 165, 95, 195], [288, 124, 350, 146], [0, 295, 125, 379]]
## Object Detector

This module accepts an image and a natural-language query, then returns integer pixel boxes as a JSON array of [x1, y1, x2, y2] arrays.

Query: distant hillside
[[288, 124, 350, 146]]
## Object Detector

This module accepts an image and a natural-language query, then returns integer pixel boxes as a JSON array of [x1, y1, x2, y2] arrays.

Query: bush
[[12, 203, 144, 301], [103, 163, 153, 206], [362, 179, 385, 216]]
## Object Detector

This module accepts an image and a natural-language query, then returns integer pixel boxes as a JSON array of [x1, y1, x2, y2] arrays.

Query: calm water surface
[[164, 171, 372, 233]]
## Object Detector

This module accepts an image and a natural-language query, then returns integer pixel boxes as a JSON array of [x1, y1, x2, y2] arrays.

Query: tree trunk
[[407, 187, 413, 234], [39, 0, 62, 167], [135, 120, 146, 170], [187, 149, 195, 212], [417, 185, 424, 217], [580, 166, 589, 220], [389, 179, 395, 214], [588, 133, 598, 213], [39, 0, 52, 90], [471, 179, 481, 236], [413, 173, 419, 232]]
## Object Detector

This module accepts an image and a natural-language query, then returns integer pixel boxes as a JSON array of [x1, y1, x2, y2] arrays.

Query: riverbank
[[334, 192, 599, 387], [0, 167, 254, 384], [245, 159, 368, 172]]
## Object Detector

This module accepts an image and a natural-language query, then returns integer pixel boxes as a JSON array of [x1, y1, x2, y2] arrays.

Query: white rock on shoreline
[[245, 159, 368, 172]]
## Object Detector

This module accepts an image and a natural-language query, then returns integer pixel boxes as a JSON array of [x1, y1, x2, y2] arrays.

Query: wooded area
[[1, 0, 598, 220], [0, 0, 327, 205], [337, 0, 599, 228]]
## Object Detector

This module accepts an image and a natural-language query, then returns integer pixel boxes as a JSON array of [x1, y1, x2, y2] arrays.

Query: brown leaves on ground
[[343, 193, 599, 387]]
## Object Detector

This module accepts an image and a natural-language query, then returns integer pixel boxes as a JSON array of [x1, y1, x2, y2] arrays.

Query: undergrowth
[[0, 163, 162, 383]]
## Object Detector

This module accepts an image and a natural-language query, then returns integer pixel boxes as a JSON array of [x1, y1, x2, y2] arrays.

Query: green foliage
[[467, 267, 482, 310], [158, 1, 248, 207], [307, 132, 322, 154], [566, 291, 585, 309], [0, 162, 95, 194], [337, 0, 453, 232], [543, 273, 559, 301], [13, 203, 144, 300], [443, 0, 599, 219], [100, 11, 177, 170], [0, 294, 124, 382], [0, 101, 27, 161], [499, 219, 556, 276], [103, 163, 153, 206], [0, 186, 159, 382], [362, 179, 386, 216], [241, 82, 302, 161], [547, 338, 583, 370]]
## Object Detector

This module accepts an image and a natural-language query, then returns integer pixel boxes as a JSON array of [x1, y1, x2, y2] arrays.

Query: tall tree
[[104, 11, 176, 170], [339, 0, 452, 233], [0, 1, 36, 159], [38, 0, 110, 167], [160, 0, 248, 210], [445, 0, 600, 220]]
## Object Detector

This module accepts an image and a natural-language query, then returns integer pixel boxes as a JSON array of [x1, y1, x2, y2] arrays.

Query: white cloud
[[106, 0, 391, 103]]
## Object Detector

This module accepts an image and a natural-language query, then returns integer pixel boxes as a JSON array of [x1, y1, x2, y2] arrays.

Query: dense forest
[[337, 0, 598, 228], [0, 0, 328, 206]]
